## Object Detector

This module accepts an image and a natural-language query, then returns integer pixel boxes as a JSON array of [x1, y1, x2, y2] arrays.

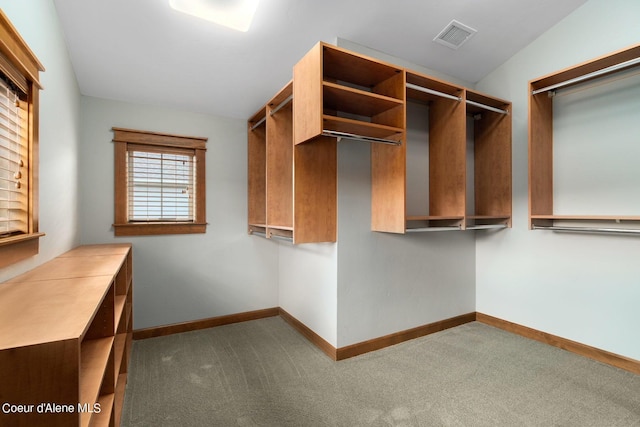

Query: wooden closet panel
[[429, 96, 466, 217], [371, 141, 406, 233], [293, 137, 337, 243], [0, 340, 80, 427], [475, 107, 512, 222], [293, 43, 323, 145], [266, 101, 294, 228], [528, 91, 554, 222], [248, 123, 266, 226]]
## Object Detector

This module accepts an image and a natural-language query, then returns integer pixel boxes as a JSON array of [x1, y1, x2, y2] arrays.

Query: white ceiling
[[52, 0, 587, 119]]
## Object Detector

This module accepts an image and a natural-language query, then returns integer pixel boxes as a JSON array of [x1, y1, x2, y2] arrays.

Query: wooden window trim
[[0, 11, 45, 268], [112, 127, 207, 236]]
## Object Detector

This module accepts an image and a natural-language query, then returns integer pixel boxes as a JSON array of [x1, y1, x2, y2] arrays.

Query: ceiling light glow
[[169, 0, 259, 32]]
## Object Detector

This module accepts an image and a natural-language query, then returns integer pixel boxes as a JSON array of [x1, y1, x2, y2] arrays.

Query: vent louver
[[433, 20, 477, 50]]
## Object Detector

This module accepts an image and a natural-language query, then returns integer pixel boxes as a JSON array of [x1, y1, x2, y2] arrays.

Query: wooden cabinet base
[[0, 244, 133, 427]]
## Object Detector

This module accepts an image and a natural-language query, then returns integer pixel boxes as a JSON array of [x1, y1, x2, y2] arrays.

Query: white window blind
[[127, 147, 195, 222], [0, 78, 27, 237]]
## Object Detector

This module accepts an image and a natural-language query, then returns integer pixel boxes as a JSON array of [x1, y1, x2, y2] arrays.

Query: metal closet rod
[[533, 225, 640, 235], [405, 82, 508, 115], [250, 95, 293, 131], [322, 130, 401, 146], [405, 226, 462, 233], [270, 234, 293, 242], [467, 224, 508, 230], [531, 57, 640, 95], [406, 83, 462, 102], [270, 95, 293, 116], [465, 99, 509, 115], [250, 116, 266, 131], [250, 230, 294, 242]]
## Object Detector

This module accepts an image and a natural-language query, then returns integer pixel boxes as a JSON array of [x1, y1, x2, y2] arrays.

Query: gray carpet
[[121, 317, 640, 426]]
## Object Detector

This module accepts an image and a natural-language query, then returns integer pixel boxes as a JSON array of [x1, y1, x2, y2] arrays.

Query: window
[[0, 11, 45, 268], [112, 127, 207, 236]]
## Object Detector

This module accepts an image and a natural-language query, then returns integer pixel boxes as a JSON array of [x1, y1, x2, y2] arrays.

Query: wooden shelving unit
[[293, 42, 405, 145], [248, 41, 512, 239], [248, 81, 336, 243], [466, 89, 512, 230], [529, 43, 640, 234], [0, 244, 133, 427], [371, 71, 512, 233]]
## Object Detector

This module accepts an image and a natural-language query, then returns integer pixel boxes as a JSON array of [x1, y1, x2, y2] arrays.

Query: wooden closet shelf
[[90, 393, 115, 427], [322, 115, 403, 141], [79, 337, 114, 411], [323, 81, 403, 117], [322, 44, 403, 90]]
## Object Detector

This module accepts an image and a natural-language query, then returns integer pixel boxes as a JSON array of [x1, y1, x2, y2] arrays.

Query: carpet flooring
[[121, 317, 640, 426]]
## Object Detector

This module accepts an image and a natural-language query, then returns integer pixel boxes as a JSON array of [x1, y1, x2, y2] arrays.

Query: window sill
[[0, 232, 45, 268], [113, 222, 207, 236]]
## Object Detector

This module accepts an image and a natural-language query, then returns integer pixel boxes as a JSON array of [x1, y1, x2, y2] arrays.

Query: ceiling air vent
[[433, 20, 477, 50]]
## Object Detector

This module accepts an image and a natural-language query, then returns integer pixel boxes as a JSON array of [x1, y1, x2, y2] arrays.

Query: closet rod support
[[531, 57, 640, 95], [322, 130, 401, 146], [406, 83, 461, 102], [250, 116, 267, 131], [270, 95, 293, 116], [465, 100, 509, 115], [533, 225, 640, 235]]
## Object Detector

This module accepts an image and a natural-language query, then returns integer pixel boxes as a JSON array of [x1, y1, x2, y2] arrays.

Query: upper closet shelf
[[531, 45, 640, 95]]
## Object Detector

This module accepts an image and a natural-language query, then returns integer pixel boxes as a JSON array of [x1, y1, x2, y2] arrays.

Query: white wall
[[475, 0, 640, 360], [0, 0, 81, 282], [335, 114, 476, 348], [78, 96, 279, 329], [278, 243, 338, 346]]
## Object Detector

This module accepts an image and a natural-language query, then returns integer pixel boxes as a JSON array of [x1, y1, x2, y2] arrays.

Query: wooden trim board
[[132, 307, 280, 340], [476, 312, 640, 375], [132, 309, 640, 374], [337, 312, 476, 360], [279, 308, 338, 360]]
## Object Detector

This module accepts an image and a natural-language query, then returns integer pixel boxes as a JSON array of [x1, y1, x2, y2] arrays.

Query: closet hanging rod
[[465, 100, 509, 115], [270, 95, 293, 116], [250, 116, 267, 131], [406, 83, 462, 102], [531, 57, 640, 95], [249, 230, 294, 242], [467, 224, 508, 230], [270, 234, 294, 242], [322, 130, 401, 146], [533, 225, 640, 235], [405, 226, 462, 233]]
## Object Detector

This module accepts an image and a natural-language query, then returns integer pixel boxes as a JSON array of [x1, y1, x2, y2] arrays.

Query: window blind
[[127, 147, 195, 222], [0, 78, 27, 237]]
